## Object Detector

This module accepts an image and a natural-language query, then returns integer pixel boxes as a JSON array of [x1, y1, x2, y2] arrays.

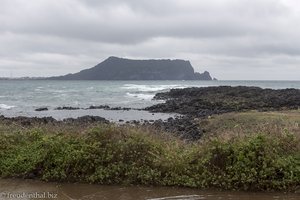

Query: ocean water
[[0, 80, 300, 121]]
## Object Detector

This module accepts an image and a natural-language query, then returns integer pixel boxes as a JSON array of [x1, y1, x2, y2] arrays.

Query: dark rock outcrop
[[63, 116, 109, 124], [55, 106, 80, 110], [0, 116, 56, 126], [0, 115, 109, 126], [88, 105, 110, 110], [49, 56, 212, 80], [146, 86, 300, 117], [144, 86, 300, 140], [150, 117, 203, 140], [35, 107, 48, 111]]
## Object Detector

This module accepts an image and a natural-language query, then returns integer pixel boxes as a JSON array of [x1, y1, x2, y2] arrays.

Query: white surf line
[[0, 103, 15, 109]]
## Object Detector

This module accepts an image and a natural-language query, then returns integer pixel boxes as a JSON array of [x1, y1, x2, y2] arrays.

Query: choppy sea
[[1, 80, 300, 121]]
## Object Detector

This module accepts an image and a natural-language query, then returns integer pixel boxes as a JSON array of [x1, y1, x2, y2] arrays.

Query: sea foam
[[122, 84, 186, 92], [126, 92, 155, 100], [0, 104, 15, 109]]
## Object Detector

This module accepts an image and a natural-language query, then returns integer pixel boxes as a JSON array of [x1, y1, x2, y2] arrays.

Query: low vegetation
[[0, 111, 299, 191]]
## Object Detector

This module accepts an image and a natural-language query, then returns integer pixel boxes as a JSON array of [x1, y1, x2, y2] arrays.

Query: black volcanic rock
[[35, 107, 48, 111], [146, 86, 300, 117], [49, 56, 212, 80], [55, 106, 80, 110], [143, 86, 300, 140]]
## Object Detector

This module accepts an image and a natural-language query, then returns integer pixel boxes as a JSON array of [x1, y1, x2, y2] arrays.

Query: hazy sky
[[0, 0, 299, 80]]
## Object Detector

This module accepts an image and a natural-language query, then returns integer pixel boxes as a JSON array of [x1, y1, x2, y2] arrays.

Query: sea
[[1, 80, 300, 121]]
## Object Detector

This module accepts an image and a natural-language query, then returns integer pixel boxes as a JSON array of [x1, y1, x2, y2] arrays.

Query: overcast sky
[[0, 0, 299, 80]]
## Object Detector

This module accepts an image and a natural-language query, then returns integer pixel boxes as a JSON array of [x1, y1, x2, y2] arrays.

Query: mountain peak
[[107, 56, 121, 60]]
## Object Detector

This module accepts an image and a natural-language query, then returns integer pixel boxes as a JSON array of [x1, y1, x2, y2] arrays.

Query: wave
[[122, 84, 186, 92], [34, 86, 44, 91], [0, 104, 15, 109], [126, 92, 155, 100]]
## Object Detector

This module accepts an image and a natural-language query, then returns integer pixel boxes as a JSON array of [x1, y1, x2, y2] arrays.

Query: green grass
[[0, 112, 300, 191]]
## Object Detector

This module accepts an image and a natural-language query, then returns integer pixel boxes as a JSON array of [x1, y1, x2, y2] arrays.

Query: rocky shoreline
[[144, 86, 300, 139], [0, 115, 109, 127], [146, 86, 300, 116], [35, 105, 140, 112], [3, 86, 300, 140]]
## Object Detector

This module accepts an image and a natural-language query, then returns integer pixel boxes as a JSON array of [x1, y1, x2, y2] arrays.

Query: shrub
[[0, 124, 299, 191]]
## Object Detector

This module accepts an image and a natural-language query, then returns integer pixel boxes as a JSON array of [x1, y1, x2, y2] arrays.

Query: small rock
[[55, 106, 80, 110], [35, 107, 48, 111]]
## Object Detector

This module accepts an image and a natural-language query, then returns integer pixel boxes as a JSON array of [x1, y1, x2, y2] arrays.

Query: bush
[[197, 133, 300, 190], [0, 124, 299, 191]]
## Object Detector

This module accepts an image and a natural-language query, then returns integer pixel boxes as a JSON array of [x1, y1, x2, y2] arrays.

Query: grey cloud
[[0, 0, 294, 43], [0, 0, 300, 79]]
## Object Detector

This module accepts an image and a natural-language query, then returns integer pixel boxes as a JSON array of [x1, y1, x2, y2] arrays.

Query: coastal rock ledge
[[49, 56, 213, 80]]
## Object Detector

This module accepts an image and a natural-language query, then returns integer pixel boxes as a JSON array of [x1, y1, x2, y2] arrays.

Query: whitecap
[[0, 104, 15, 109], [122, 84, 186, 92], [126, 92, 155, 100], [34, 86, 44, 91]]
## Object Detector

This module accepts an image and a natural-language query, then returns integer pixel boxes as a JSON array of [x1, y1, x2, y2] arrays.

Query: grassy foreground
[[0, 111, 300, 191]]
